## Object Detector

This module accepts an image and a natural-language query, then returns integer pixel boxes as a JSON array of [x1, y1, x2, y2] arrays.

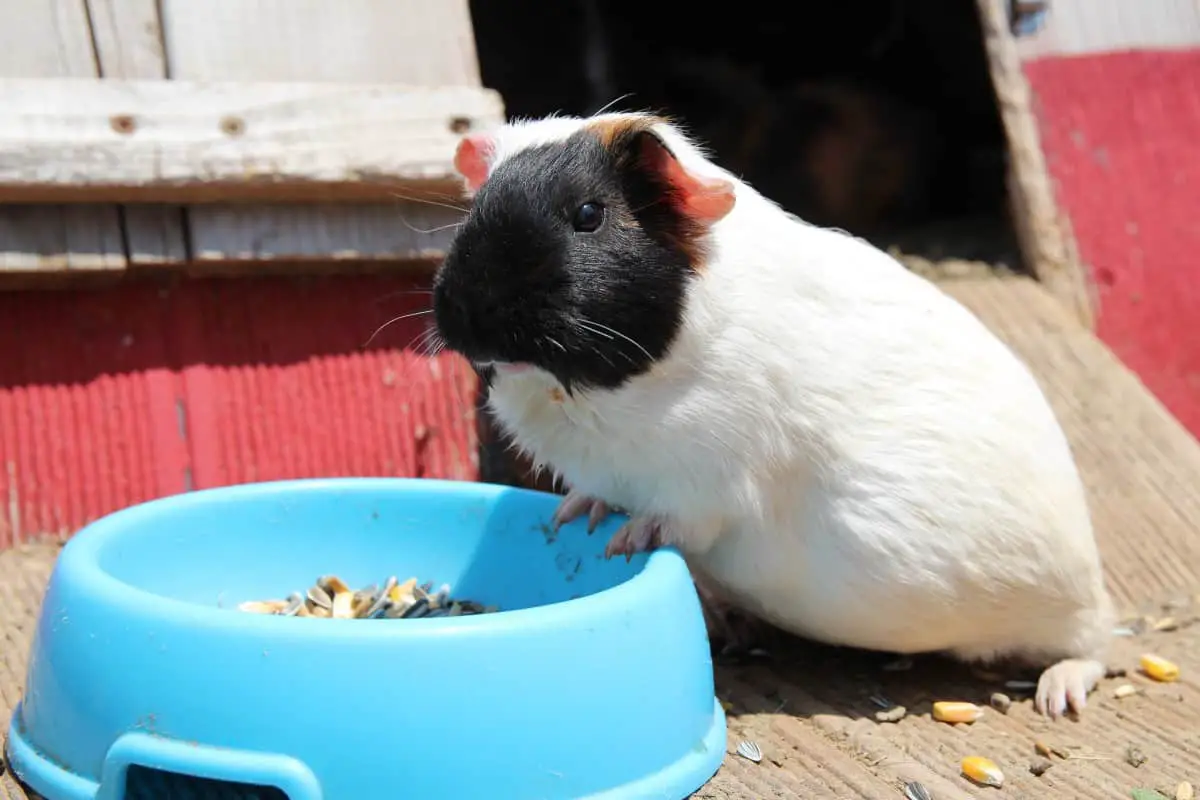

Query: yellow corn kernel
[[1140, 653, 1180, 683], [932, 701, 984, 724], [1176, 781, 1194, 800], [1113, 683, 1140, 699], [960, 755, 1004, 788]]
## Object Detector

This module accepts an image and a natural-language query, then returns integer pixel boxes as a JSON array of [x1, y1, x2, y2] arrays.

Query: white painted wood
[[0, 0, 127, 275], [160, 0, 481, 86], [0, 78, 501, 203], [156, 0, 491, 268], [87, 0, 169, 79], [1017, 0, 1200, 60], [85, 0, 189, 265], [122, 205, 190, 264], [0, 0, 98, 78], [187, 203, 464, 264], [0, 205, 125, 272]]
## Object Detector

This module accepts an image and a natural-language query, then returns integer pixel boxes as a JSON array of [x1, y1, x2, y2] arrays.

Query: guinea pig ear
[[634, 131, 736, 226], [453, 133, 495, 191]]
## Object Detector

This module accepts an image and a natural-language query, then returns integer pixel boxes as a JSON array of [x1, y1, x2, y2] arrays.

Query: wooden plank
[[0, 0, 99, 78], [86, 0, 170, 79], [1016, 0, 1200, 61], [0, 0, 127, 275], [0, 78, 503, 204], [976, 0, 1096, 329], [0, 205, 125, 272], [86, 0, 190, 266], [186, 202, 464, 264], [159, 0, 482, 86], [156, 0, 490, 269]]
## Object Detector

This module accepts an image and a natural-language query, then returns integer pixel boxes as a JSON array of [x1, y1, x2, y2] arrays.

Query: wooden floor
[[5, 274, 1200, 799]]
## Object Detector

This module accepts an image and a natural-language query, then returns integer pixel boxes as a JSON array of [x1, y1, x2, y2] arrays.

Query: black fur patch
[[432, 125, 702, 391]]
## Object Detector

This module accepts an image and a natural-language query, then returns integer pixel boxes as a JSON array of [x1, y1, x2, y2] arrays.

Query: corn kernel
[[932, 701, 984, 724], [961, 755, 1004, 787], [1113, 683, 1140, 699], [1140, 653, 1180, 683], [1176, 781, 1194, 800]]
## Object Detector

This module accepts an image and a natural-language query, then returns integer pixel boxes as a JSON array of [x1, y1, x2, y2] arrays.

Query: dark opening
[[124, 765, 289, 800], [467, 0, 1022, 273]]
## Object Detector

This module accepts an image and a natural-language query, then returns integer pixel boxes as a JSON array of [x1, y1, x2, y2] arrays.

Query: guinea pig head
[[432, 116, 735, 391]]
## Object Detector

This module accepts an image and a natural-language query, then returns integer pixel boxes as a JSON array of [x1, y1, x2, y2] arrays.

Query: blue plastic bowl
[[5, 478, 725, 800]]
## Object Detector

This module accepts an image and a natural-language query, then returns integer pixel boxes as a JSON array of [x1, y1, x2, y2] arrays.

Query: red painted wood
[[0, 275, 478, 549], [1024, 49, 1200, 438]]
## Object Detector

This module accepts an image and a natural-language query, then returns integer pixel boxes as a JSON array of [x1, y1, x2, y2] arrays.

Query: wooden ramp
[[5, 273, 1200, 799]]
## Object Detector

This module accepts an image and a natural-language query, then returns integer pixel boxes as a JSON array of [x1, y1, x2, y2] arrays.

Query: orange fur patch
[[583, 115, 735, 273], [585, 114, 671, 148]]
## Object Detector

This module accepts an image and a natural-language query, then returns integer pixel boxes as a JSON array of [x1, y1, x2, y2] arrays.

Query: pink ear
[[453, 134, 494, 190], [639, 135, 736, 225]]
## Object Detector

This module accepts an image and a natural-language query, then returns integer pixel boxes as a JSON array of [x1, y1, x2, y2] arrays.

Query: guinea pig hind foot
[[1035, 658, 1107, 719]]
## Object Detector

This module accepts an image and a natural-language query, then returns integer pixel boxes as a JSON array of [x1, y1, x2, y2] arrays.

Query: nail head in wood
[[220, 116, 246, 137], [110, 115, 137, 135]]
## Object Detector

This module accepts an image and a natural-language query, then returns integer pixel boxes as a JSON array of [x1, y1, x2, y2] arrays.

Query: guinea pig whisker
[[363, 308, 434, 348], [543, 335, 568, 353], [400, 218, 465, 235], [387, 191, 470, 214], [408, 326, 442, 357], [590, 92, 635, 116], [575, 317, 654, 363]]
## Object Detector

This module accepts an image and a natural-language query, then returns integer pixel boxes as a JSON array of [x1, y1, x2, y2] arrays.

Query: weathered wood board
[[157, 0, 487, 269], [0, 79, 503, 203], [0, 0, 490, 274], [0, 1, 127, 273]]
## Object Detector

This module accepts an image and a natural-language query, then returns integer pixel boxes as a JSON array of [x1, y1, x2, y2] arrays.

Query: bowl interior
[[87, 479, 645, 615]]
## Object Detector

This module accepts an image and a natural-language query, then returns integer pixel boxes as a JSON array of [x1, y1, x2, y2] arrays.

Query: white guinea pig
[[431, 111, 1114, 718]]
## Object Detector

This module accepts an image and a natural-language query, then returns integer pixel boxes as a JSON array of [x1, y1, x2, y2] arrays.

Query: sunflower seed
[[240, 573, 500, 621], [402, 597, 431, 618], [735, 740, 763, 763], [282, 593, 305, 616], [904, 782, 932, 800], [306, 586, 332, 610]]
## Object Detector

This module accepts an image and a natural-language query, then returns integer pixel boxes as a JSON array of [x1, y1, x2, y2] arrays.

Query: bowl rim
[[53, 477, 687, 641]]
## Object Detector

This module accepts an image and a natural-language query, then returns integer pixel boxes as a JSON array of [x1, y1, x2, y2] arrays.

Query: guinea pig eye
[[571, 202, 605, 233]]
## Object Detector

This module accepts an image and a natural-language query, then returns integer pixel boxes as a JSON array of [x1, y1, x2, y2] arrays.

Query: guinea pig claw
[[604, 516, 668, 561], [552, 491, 610, 532]]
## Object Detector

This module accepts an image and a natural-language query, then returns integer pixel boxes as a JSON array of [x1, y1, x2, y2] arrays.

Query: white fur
[[469, 113, 1113, 696]]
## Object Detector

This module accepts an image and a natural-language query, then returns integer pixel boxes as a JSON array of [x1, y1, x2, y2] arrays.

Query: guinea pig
[[431, 111, 1115, 719]]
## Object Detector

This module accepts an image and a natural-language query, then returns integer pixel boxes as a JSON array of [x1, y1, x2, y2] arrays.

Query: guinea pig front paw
[[604, 515, 671, 563], [552, 490, 612, 533]]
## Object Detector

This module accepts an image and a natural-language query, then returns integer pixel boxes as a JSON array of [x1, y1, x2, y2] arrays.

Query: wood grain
[[155, 0, 491, 269], [0, 79, 502, 203], [85, 0, 190, 266], [186, 202, 464, 264], [158, 0, 482, 86], [976, 0, 1096, 329], [0, 0, 127, 275]]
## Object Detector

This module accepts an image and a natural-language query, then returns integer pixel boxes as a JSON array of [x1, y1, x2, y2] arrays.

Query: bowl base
[[6, 700, 727, 800]]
